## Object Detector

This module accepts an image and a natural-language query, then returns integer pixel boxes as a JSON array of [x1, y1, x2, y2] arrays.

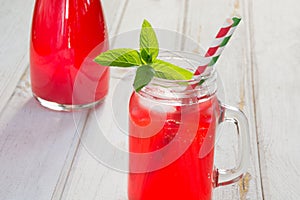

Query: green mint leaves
[[94, 19, 193, 92], [152, 59, 193, 80], [94, 48, 142, 67], [140, 20, 159, 63], [133, 65, 155, 92]]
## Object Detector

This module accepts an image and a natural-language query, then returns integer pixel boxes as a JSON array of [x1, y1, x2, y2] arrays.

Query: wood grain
[[0, 69, 89, 200], [0, 0, 35, 113], [251, 0, 300, 199]]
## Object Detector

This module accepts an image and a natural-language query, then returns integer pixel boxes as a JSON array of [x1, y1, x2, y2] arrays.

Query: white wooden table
[[1, 0, 299, 199]]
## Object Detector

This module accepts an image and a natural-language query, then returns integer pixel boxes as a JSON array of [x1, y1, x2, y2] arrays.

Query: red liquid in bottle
[[128, 93, 219, 200], [30, 0, 109, 107]]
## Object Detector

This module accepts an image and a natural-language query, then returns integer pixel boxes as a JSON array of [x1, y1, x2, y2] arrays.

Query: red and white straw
[[194, 16, 242, 76]]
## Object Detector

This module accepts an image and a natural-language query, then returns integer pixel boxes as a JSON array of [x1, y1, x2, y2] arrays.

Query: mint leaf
[[140, 19, 159, 63], [94, 48, 142, 67], [151, 59, 193, 80], [133, 65, 155, 92]]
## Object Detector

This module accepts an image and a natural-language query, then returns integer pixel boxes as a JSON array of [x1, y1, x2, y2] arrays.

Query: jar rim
[[139, 51, 218, 104], [149, 51, 217, 87]]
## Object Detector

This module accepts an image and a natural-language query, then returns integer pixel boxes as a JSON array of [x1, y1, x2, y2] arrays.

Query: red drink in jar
[[128, 89, 219, 200]]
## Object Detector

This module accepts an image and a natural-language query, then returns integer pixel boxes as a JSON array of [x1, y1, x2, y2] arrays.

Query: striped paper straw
[[194, 16, 241, 76]]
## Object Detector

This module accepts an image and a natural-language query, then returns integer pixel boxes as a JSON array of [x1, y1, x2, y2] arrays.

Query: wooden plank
[[0, 69, 89, 200], [184, 0, 263, 199], [0, 0, 35, 113], [59, 0, 190, 199], [58, 76, 131, 200], [101, 0, 129, 36], [251, 0, 300, 199]]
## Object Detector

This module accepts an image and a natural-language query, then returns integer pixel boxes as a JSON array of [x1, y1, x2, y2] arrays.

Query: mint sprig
[[94, 19, 193, 92]]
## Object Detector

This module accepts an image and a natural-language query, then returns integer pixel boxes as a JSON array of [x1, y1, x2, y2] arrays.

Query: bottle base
[[33, 95, 104, 112]]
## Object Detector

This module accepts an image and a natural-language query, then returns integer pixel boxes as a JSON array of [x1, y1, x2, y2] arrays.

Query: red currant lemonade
[[30, 0, 109, 108], [129, 87, 220, 200]]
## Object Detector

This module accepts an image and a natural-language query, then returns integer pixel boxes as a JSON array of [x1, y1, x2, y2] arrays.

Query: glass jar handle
[[215, 103, 250, 187]]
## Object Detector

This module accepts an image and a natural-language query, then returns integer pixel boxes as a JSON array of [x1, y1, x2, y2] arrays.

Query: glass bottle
[[30, 0, 109, 111]]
